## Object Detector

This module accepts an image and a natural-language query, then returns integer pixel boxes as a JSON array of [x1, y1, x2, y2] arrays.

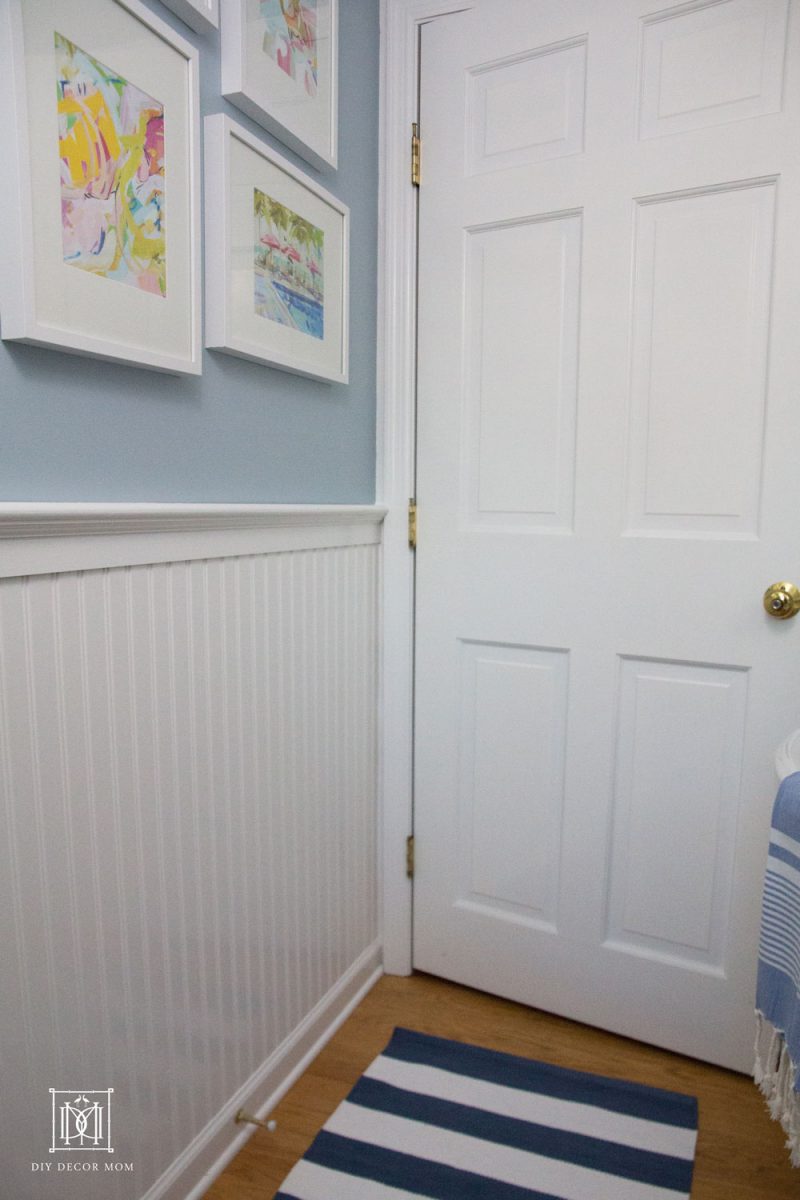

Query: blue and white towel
[[755, 770, 800, 1166]]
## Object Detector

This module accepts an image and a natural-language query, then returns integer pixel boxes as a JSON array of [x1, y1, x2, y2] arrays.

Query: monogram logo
[[50, 1089, 114, 1153]]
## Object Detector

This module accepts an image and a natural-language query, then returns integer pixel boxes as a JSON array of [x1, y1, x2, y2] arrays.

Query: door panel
[[466, 35, 588, 172], [457, 641, 568, 927], [413, 0, 800, 1070], [607, 657, 749, 968], [465, 212, 581, 530], [638, 0, 789, 139], [626, 181, 775, 536]]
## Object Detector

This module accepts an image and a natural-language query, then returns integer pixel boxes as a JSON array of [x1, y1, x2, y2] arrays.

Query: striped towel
[[755, 770, 800, 1166], [276, 1027, 698, 1198]]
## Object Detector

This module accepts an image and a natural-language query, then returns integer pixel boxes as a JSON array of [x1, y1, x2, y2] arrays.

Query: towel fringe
[[754, 1011, 800, 1168]]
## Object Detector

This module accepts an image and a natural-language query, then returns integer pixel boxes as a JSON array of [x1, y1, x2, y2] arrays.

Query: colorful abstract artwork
[[260, 0, 318, 97], [56, 33, 166, 296], [254, 188, 323, 339]]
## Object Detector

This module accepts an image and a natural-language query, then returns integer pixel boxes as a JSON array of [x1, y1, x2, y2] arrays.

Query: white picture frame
[[0, 0, 202, 375], [220, 0, 338, 171], [204, 113, 348, 383], [159, 0, 219, 35]]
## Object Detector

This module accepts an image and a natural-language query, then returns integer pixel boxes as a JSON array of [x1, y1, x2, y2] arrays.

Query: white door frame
[[377, 0, 474, 974]]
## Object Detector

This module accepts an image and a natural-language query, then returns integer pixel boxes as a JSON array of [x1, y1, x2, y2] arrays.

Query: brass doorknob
[[763, 581, 800, 620]]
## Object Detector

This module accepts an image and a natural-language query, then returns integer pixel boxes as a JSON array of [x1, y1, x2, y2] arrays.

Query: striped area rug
[[275, 1028, 698, 1199]]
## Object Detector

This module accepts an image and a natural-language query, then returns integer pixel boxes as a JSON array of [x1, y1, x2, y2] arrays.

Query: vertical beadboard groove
[[358, 547, 372, 954], [218, 557, 241, 1092], [0, 532, 380, 1200], [322, 547, 337, 985], [340, 547, 351, 974], [365, 547, 375, 942], [369, 545, 380, 945], [148, 564, 182, 1157], [356, 547, 367, 953], [234, 557, 255, 1080], [299, 552, 314, 1006], [298, 551, 310, 1017], [123, 566, 160, 1167], [108, 577, 130, 1200], [164, 561, 199, 1141], [299, 551, 315, 1010], [77, 573, 121, 1151], [0, 588, 39, 1126], [183, 560, 215, 1122], [269, 552, 294, 1038], [310, 550, 324, 1006], [281, 552, 303, 1027], [51, 579, 92, 1079], [106, 566, 150, 1178], [345, 548, 358, 966], [253, 556, 277, 1055], [200, 561, 227, 1097], [21, 579, 65, 1080]]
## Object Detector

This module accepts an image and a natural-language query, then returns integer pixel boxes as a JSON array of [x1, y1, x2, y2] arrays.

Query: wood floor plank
[[201, 973, 797, 1199]]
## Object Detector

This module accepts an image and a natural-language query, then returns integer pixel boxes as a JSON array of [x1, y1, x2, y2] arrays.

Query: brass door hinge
[[406, 835, 415, 879], [408, 498, 417, 549], [411, 123, 421, 187]]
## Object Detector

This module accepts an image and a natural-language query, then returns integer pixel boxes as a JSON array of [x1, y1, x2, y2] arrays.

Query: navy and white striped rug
[[275, 1027, 698, 1199]]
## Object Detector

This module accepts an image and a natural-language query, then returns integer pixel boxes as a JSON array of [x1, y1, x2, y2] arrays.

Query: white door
[[413, 0, 800, 1071]]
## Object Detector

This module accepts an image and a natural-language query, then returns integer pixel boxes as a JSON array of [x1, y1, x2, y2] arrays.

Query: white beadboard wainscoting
[[0, 505, 386, 1200]]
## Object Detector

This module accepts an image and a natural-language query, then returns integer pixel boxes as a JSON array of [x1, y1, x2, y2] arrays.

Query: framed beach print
[[0, 0, 201, 375], [159, 0, 219, 36], [204, 114, 348, 383], [220, 0, 337, 170]]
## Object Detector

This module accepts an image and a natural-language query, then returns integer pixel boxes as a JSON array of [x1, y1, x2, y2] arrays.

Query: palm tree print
[[253, 186, 324, 340]]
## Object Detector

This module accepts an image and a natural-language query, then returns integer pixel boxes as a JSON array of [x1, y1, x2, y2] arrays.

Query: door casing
[[377, 0, 476, 975]]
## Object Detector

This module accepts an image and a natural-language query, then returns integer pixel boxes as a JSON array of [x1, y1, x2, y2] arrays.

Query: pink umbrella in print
[[284, 244, 301, 278], [260, 232, 282, 270]]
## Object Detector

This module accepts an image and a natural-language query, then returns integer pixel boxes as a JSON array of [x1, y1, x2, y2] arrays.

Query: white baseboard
[[142, 942, 383, 1200]]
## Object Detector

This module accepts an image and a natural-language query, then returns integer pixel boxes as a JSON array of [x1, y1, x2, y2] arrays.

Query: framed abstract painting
[[220, 0, 337, 170], [204, 114, 348, 383], [159, 0, 219, 35], [0, 0, 201, 375]]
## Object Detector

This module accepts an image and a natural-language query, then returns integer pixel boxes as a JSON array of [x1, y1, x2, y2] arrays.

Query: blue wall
[[0, 0, 378, 503]]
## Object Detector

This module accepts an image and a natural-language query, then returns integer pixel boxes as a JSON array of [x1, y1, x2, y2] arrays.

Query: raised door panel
[[639, 0, 789, 140], [606, 657, 748, 970], [464, 213, 581, 531], [625, 180, 776, 537], [467, 37, 587, 174], [456, 641, 569, 930]]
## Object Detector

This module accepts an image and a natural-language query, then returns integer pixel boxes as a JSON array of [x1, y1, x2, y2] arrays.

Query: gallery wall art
[[56, 32, 167, 296], [220, 0, 338, 170], [0, 0, 201, 375], [204, 113, 348, 381]]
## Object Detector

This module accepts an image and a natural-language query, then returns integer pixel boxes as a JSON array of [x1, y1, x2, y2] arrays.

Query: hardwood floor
[[202, 972, 796, 1199]]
